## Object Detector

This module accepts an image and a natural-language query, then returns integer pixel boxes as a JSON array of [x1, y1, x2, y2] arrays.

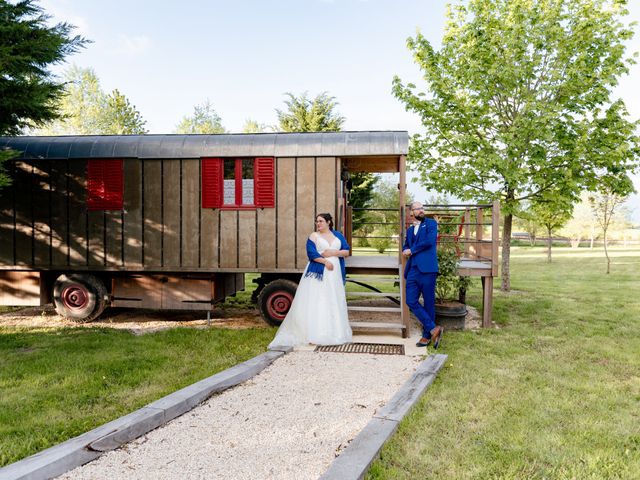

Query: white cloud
[[111, 34, 152, 56]]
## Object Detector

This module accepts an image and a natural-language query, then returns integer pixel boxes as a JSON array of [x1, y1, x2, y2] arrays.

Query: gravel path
[[59, 351, 420, 480]]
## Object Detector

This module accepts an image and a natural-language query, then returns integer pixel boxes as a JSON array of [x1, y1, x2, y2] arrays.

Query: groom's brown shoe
[[430, 326, 444, 349], [416, 337, 431, 347]]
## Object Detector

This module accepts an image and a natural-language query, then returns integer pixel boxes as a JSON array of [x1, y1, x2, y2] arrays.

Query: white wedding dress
[[268, 236, 352, 347]]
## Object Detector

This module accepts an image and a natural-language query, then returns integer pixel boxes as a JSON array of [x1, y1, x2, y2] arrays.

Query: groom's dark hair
[[317, 213, 334, 230]]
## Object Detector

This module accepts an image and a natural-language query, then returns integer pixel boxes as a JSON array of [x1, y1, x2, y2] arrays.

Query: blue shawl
[[304, 230, 349, 284]]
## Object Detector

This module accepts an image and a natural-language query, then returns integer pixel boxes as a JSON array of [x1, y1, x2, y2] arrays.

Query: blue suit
[[403, 218, 439, 337]]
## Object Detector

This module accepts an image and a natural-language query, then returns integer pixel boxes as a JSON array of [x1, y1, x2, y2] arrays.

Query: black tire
[[257, 279, 298, 326], [53, 274, 107, 322]]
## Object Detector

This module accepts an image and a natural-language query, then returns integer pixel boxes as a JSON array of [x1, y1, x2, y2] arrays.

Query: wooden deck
[[344, 201, 499, 332], [345, 253, 495, 333]]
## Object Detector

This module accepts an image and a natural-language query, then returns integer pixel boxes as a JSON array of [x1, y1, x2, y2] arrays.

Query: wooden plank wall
[[122, 159, 142, 268], [50, 159, 69, 266], [0, 160, 15, 267], [32, 160, 51, 266], [276, 157, 295, 269], [14, 161, 35, 266], [0, 156, 338, 272], [67, 159, 87, 266], [295, 158, 315, 268], [143, 160, 162, 267]]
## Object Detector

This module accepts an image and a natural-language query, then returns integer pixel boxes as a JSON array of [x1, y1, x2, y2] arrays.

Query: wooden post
[[482, 276, 493, 328], [475, 207, 483, 260], [399, 155, 410, 338], [464, 208, 471, 258], [346, 205, 353, 256], [482, 200, 500, 328], [491, 201, 500, 277]]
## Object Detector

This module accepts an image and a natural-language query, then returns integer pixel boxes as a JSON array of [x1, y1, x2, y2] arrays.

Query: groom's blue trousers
[[405, 270, 437, 337]]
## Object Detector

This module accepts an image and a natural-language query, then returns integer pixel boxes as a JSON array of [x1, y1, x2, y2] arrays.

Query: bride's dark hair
[[316, 213, 334, 230]]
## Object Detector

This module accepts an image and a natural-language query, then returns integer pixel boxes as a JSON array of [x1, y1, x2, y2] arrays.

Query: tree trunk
[[570, 235, 581, 248], [547, 226, 552, 263], [590, 225, 595, 249], [604, 229, 610, 274], [501, 213, 512, 291]]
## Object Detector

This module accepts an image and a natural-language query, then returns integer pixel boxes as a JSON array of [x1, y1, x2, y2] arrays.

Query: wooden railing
[[405, 202, 500, 277]]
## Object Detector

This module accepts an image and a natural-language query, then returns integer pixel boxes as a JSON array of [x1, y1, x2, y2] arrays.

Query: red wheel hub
[[61, 285, 89, 310], [266, 291, 293, 321]]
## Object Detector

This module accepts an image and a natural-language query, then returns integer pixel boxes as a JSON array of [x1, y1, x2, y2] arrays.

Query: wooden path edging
[[0, 348, 292, 480], [319, 353, 448, 480]]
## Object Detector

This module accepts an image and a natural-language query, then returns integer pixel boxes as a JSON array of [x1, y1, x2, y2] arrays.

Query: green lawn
[[0, 325, 275, 467], [2, 247, 639, 476], [368, 246, 640, 479]]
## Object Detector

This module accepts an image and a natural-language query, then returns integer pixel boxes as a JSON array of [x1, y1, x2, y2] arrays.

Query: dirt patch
[[0, 305, 269, 334], [1, 300, 490, 334]]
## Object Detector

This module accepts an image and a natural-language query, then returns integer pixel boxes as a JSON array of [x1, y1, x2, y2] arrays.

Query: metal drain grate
[[315, 342, 405, 355]]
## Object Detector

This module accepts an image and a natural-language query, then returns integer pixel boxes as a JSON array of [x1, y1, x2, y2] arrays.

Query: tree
[[35, 66, 147, 135], [0, 0, 87, 135], [348, 173, 379, 233], [174, 100, 225, 134], [589, 176, 634, 274], [276, 92, 344, 132], [0, 150, 13, 188], [513, 207, 541, 247], [100, 89, 147, 134], [0, 0, 86, 188], [363, 177, 414, 252], [530, 195, 573, 263], [393, 0, 639, 290], [242, 119, 268, 133]]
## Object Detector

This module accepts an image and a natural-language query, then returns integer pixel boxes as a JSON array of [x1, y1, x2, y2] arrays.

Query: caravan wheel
[[53, 274, 107, 322], [257, 279, 298, 326]]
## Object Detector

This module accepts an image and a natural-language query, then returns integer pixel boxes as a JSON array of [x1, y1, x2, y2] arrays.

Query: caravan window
[[202, 157, 274, 209]]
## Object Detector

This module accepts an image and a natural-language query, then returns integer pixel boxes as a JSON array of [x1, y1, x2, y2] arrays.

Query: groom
[[403, 202, 443, 348]]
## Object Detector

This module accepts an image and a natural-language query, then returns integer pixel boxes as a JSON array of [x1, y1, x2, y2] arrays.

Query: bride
[[268, 213, 352, 348]]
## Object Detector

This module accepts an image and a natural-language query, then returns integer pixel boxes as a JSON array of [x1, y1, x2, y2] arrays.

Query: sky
[[38, 0, 640, 220]]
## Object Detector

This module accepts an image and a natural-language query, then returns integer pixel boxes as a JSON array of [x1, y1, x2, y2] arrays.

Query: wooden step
[[347, 306, 402, 313], [349, 321, 406, 331]]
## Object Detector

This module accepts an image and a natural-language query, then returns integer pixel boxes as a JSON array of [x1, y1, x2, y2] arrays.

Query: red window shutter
[[254, 157, 275, 208], [87, 159, 123, 211], [202, 158, 223, 208]]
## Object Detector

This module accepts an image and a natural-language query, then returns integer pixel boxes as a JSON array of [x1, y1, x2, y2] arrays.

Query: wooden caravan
[[0, 132, 409, 323]]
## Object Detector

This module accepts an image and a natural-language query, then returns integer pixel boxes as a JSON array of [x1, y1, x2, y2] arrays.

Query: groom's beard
[[414, 213, 425, 221]]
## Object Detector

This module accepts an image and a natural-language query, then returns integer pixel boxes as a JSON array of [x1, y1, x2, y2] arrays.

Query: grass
[[0, 325, 276, 467], [3, 247, 639, 475], [368, 246, 640, 479]]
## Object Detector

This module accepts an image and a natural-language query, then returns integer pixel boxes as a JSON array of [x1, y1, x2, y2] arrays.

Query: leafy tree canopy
[[242, 118, 269, 133], [0, 0, 87, 135], [394, 0, 639, 289], [0, 149, 13, 188], [174, 100, 225, 134], [35, 66, 147, 135], [100, 89, 147, 134], [531, 192, 574, 262], [277, 92, 345, 133]]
